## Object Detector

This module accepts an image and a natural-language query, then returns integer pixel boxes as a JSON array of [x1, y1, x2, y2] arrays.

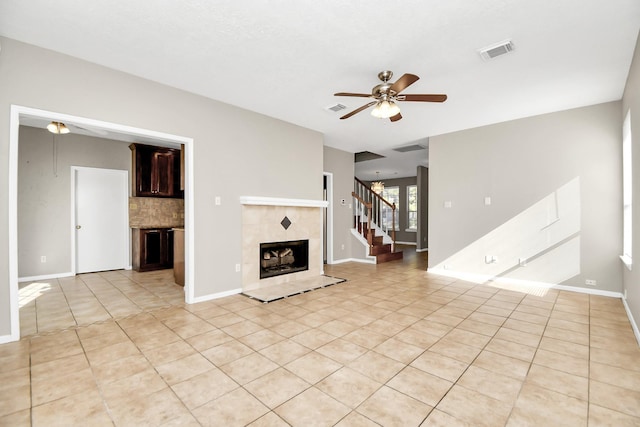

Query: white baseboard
[[551, 283, 623, 298], [622, 297, 640, 347], [396, 241, 417, 246], [0, 333, 18, 344], [18, 271, 75, 283], [330, 258, 376, 265], [190, 288, 242, 304], [416, 248, 429, 252]]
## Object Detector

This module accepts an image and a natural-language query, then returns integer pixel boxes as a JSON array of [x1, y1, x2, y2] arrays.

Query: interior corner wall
[[0, 37, 323, 337], [417, 166, 428, 250], [429, 101, 623, 293], [18, 126, 131, 278], [622, 30, 640, 331], [323, 145, 355, 262]]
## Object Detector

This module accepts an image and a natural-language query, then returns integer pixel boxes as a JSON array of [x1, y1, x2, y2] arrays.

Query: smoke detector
[[478, 39, 515, 61]]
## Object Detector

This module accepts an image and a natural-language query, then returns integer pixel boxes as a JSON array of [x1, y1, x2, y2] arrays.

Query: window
[[381, 186, 399, 231], [622, 110, 633, 268], [407, 185, 418, 230]]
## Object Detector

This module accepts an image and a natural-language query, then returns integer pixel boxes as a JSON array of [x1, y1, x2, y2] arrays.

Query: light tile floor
[[2, 248, 640, 426]]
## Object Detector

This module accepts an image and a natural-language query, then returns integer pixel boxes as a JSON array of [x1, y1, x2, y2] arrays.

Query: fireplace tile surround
[[240, 197, 328, 293]]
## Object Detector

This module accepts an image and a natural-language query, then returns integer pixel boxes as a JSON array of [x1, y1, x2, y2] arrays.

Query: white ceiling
[[1, 1, 639, 180]]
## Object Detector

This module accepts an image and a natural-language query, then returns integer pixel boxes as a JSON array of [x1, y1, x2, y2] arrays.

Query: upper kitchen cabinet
[[130, 143, 183, 198]]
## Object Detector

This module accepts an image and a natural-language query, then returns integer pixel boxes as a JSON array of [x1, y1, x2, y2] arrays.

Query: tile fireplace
[[240, 196, 327, 293]]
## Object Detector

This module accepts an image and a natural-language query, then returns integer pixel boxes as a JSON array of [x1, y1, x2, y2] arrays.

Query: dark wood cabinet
[[132, 228, 174, 271], [130, 143, 182, 198]]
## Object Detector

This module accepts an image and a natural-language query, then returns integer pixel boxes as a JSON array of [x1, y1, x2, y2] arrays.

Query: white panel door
[[75, 167, 129, 274]]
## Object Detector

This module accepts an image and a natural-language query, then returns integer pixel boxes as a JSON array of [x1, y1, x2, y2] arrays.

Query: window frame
[[406, 184, 418, 232], [381, 186, 400, 231]]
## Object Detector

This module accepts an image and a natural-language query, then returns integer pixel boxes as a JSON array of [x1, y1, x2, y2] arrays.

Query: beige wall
[[417, 166, 429, 251], [18, 126, 131, 278], [622, 31, 640, 330], [429, 101, 623, 293], [0, 38, 323, 338], [322, 146, 356, 262]]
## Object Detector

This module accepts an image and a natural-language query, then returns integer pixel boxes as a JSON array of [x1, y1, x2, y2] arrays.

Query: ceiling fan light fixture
[[371, 100, 400, 119], [47, 121, 70, 134]]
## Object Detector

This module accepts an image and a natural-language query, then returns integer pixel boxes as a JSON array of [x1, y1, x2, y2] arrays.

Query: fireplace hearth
[[260, 239, 309, 279]]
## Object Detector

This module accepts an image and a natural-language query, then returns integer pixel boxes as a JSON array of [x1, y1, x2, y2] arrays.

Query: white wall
[[622, 31, 640, 332], [0, 37, 324, 338], [18, 126, 131, 278], [429, 101, 623, 293]]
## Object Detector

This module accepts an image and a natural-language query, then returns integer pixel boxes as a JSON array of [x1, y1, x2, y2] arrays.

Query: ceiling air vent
[[393, 144, 426, 153], [479, 40, 515, 61], [326, 103, 347, 113]]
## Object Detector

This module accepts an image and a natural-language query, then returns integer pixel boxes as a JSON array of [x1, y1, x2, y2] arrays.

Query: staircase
[[353, 178, 403, 264]]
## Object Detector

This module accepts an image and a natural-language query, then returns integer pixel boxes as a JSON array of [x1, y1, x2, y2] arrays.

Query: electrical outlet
[[585, 279, 597, 286], [215, 196, 221, 206], [172, 212, 178, 219], [235, 264, 241, 272], [40, 255, 46, 263], [341, 244, 345, 250], [624, 288, 628, 299]]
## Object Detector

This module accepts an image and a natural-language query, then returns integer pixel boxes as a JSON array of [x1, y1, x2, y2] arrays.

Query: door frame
[[7, 105, 196, 342], [323, 172, 334, 265], [71, 166, 130, 274]]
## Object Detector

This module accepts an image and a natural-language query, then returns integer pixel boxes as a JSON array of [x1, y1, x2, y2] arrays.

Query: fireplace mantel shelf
[[240, 196, 328, 208]]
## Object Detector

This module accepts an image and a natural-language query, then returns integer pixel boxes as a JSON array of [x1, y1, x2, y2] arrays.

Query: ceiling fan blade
[[334, 92, 372, 98], [399, 94, 448, 102], [390, 73, 419, 94], [340, 101, 377, 120], [390, 113, 402, 122]]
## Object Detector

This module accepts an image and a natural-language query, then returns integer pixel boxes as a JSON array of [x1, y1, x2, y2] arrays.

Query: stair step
[[369, 243, 391, 256], [375, 250, 404, 264], [371, 236, 383, 245]]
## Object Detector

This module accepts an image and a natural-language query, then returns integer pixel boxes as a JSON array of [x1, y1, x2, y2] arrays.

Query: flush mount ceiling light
[[371, 171, 384, 194], [47, 121, 70, 134]]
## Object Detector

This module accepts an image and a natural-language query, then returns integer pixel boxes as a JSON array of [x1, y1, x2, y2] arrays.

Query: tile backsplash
[[129, 197, 184, 228]]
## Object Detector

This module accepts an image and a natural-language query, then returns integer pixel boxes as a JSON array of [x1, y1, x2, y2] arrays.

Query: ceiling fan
[[334, 70, 447, 122]]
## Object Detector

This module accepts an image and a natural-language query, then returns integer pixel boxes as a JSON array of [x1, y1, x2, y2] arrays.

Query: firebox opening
[[260, 239, 309, 279]]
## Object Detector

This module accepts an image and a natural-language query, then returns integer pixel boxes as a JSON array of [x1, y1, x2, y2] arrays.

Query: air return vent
[[479, 40, 515, 61], [326, 103, 347, 112]]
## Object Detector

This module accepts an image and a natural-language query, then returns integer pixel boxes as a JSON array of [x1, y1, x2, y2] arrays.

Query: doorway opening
[[7, 105, 195, 342], [323, 172, 333, 266]]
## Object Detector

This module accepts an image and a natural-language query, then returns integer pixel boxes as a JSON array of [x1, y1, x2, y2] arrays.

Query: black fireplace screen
[[260, 239, 309, 279]]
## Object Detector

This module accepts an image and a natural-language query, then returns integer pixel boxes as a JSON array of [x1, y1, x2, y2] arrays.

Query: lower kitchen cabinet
[[132, 228, 174, 271]]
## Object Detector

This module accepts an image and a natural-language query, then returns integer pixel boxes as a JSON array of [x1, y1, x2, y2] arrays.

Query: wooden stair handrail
[[354, 177, 395, 209], [353, 178, 397, 252], [351, 191, 372, 209]]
